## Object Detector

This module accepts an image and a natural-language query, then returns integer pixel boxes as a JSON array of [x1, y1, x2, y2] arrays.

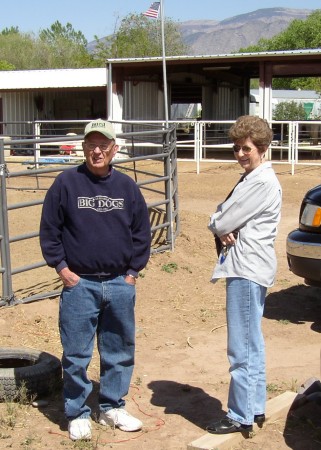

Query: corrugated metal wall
[[202, 84, 246, 121], [1, 90, 107, 137], [123, 81, 159, 120], [121, 81, 164, 156], [1, 92, 35, 137]]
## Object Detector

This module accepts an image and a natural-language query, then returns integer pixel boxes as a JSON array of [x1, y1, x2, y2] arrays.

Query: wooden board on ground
[[187, 391, 298, 450]]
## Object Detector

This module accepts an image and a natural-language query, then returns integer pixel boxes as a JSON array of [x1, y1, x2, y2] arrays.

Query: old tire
[[0, 347, 62, 401]]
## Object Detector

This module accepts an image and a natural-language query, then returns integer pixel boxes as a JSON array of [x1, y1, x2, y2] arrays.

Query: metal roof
[[107, 48, 321, 79], [1, 48, 321, 91], [0, 68, 106, 90], [107, 48, 321, 63]]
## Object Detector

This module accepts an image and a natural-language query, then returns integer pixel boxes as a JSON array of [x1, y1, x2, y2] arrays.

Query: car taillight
[[301, 203, 321, 227]]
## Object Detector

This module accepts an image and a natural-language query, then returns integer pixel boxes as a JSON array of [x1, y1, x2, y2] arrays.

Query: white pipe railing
[[2, 119, 321, 175]]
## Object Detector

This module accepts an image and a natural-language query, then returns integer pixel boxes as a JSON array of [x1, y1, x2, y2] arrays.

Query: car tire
[[0, 347, 62, 401]]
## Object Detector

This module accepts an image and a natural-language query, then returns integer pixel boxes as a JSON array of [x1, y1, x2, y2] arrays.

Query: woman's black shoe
[[206, 418, 253, 435], [254, 414, 265, 427]]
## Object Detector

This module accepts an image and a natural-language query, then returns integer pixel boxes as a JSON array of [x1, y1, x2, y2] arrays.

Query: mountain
[[180, 8, 314, 55], [88, 8, 315, 56]]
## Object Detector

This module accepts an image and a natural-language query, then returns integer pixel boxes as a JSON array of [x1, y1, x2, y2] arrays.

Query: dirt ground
[[1, 158, 321, 449]]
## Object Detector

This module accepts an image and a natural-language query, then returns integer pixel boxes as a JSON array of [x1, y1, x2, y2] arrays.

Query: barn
[[0, 48, 321, 140]]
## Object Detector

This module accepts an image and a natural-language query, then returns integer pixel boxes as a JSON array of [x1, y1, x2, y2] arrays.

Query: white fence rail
[[174, 120, 321, 174], [113, 119, 321, 175], [1, 119, 321, 174]]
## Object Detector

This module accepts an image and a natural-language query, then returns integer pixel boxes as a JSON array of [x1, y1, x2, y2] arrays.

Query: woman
[[207, 115, 282, 435]]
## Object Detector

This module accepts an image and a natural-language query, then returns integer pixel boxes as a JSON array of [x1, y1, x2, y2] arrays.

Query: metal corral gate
[[0, 124, 179, 307]]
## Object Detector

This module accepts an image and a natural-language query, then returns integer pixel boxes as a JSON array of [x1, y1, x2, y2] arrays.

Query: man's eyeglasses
[[233, 144, 254, 154], [85, 143, 113, 152]]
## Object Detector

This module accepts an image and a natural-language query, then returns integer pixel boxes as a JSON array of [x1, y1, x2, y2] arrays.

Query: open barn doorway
[[170, 83, 202, 146]]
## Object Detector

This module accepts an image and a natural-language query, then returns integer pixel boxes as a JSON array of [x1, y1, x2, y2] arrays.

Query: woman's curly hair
[[228, 115, 273, 151]]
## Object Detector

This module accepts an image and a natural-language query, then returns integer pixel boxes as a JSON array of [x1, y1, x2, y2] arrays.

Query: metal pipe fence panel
[[0, 123, 179, 307]]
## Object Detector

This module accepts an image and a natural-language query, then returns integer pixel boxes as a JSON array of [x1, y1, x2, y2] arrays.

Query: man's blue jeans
[[59, 275, 136, 420], [225, 277, 267, 426]]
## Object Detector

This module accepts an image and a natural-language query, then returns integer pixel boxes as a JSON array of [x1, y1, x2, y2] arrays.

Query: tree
[[0, 31, 39, 70], [39, 21, 87, 47], [0, 27, 18, 69], [0, 22, 96, 69], [39, 21, 94, 68], [92, 13, 189, 63], [239, 10, 321, 91], [1, 26, 19, 36], [0, 60, 15, 70], [0, 15, 187, 69], [273, 101, 307, 121]]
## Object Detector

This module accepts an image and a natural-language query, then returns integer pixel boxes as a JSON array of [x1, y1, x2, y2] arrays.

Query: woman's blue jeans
[[59, 275, 136, 420], [225, 277, 267, 426]]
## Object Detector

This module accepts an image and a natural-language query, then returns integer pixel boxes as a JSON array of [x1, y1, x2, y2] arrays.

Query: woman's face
[[233, 137, 266, 173]]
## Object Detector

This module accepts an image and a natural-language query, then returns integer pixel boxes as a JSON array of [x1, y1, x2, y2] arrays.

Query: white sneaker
[[99, 408, 143, 432], [68, 418, 92, 441]]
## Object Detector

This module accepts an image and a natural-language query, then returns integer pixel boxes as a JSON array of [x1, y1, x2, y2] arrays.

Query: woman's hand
[[220, 232, 236, 246]]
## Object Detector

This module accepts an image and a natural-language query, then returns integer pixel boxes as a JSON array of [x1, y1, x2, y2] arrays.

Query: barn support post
[[259, 61, 273, 160], [107, 62, 113, 121]]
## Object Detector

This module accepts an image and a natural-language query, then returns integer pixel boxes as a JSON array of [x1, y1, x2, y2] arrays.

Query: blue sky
[[0, 1, 320, 42]]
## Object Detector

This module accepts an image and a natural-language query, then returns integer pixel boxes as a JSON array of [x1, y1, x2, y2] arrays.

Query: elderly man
[[40, 119, 151, 441]]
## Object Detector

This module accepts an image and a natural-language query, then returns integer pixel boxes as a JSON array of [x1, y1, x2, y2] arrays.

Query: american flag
[[143, 2, 160, 19]]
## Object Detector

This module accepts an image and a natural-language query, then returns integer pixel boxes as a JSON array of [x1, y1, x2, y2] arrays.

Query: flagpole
[[160, 0, 169, 127]]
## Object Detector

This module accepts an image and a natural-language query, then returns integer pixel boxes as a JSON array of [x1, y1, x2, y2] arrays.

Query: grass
[[266, 378, 299, 396], [161, 262, 178, 273], [199, 307, 217, 320], [278, 319, 290, 325], [134, 376, 142, 386], [266, 382, 281, 394], [0, 381, 37, 429], [72, 439, 99, 449], [0, 382, 45, 449], [21, 434, 42, 448]]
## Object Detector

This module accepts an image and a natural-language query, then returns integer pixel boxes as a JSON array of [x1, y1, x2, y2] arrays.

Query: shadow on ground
[[35, 380, 101, 432], [284, 401, 321, 449], [265, 285, 321, 332], [148, 380, 223, 430]]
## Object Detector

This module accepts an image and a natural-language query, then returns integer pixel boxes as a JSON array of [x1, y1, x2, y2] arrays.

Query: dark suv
[[286, 185, 321, 286]]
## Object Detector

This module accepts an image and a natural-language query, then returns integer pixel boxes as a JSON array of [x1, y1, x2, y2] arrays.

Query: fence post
[[34, 121, 41, 168], [0, 139, 14, 305], [289, 122, 298, 176], [195, 121, 200, 175], [163, 127, 174, 250]]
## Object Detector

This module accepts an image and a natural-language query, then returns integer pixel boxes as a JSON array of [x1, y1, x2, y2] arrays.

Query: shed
[[0, 68, 107, 137]]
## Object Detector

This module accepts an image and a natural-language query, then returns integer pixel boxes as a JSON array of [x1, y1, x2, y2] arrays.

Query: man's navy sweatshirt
[[39, 164, 151, 277]]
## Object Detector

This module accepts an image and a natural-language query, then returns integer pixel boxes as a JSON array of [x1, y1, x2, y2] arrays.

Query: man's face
[[82, 132, 118, 176]]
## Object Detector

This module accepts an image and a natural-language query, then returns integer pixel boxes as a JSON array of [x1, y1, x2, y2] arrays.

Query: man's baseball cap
[[84, 119, 116, 140]]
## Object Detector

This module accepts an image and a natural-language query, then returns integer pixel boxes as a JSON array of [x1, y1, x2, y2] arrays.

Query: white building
[[250, 89, 321, 119]]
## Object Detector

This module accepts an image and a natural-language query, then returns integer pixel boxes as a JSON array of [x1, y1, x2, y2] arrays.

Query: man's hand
[[58, 267, 80, 287], [125, 275, 136, 285]]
